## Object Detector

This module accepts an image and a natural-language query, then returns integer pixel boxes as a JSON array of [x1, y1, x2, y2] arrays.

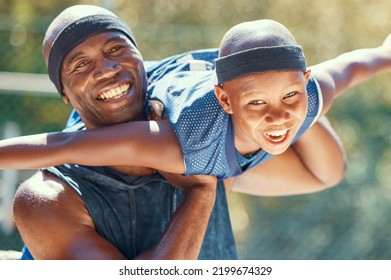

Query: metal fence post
[[0, 121, 20, 235]]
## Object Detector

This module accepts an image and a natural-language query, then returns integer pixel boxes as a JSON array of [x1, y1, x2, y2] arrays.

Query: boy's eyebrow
[[240, 79, 305, 96]]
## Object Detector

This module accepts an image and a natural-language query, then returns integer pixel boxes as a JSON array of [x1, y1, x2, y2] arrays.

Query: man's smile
[[97, 83, 131, 101]]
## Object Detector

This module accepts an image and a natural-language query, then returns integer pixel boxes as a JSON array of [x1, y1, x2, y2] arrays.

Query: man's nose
[[94, 57, 121, 80]]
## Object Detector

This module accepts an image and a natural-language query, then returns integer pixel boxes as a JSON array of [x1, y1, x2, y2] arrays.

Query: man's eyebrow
[[66, 36, 130, 64], [105, 36, 129, 44], [98, 36, 132, 51], [67, 52, 85, 64]]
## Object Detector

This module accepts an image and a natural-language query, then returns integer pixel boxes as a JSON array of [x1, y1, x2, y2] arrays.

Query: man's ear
[[214, 84, 233, 114], [62, 92, 70, 104]]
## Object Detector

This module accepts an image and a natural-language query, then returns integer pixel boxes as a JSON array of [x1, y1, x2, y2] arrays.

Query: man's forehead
[[89, 31, 132, 43]]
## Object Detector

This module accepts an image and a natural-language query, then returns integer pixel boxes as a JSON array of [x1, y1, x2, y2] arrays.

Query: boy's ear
[[214, 84, 233, 114], [304, 69, 311, 84]]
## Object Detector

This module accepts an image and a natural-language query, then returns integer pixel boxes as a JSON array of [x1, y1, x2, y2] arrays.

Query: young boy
[[1, 19, 388, 182]]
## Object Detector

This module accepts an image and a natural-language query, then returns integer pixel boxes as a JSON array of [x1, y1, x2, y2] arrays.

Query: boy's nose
[[265, 108, 290, 124]]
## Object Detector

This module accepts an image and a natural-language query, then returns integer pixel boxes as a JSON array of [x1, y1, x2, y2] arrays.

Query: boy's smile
[[263, 128, 290, 144]]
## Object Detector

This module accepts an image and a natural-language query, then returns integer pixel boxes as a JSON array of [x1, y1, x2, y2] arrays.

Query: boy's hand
[[382, 33, 391, 48], [148, 100, 167, 121]]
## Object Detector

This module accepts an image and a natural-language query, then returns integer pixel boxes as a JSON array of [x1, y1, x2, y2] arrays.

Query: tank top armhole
[[309, 77, 323, 127]]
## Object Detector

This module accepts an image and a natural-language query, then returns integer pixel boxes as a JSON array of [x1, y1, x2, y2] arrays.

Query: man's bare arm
[[137, 173, 217, 259], [13, 171, 125, 259], [13, 170, 216, 260]]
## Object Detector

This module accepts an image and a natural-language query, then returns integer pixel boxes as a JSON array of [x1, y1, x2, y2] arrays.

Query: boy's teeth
[[266, 130, 287, 137]]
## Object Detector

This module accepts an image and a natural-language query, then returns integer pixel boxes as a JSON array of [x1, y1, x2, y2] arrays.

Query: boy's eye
[[284, 91, 299, 99], [248, 100, 266, 105]]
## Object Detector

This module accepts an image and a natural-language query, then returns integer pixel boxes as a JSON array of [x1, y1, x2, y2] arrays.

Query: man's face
[[61, 31, 147, 128], [215, 70, 310, 155]]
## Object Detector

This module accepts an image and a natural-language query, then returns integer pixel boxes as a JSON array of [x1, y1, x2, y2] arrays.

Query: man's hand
[[159, 171, 218, 193], [139, 171, 217, 260]]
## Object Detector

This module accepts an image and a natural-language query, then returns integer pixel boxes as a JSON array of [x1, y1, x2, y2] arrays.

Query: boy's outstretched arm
[[310, 33, 391, 116], [225, 117, 346, 196], [0, 119, 185, 174]]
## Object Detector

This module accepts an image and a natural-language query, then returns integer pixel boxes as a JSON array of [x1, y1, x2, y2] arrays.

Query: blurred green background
[[1, 0, 391, 259]]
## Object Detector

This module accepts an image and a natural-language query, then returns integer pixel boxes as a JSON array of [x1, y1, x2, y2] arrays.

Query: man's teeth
[[98, 84, 130, 100]]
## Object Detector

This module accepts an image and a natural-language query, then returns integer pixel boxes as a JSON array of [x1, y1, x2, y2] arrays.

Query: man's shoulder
[[20, 169, 63, 185], [13, 169, 82, 222], [17, 169, 72, 201]]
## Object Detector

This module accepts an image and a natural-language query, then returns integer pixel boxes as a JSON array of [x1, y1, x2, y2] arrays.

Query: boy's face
[[215, 70, 310, 155], [61, 31, 147, 129]]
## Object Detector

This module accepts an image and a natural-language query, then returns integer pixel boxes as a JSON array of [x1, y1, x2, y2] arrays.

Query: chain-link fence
[[0, 7, 71, 253], [0, 86, 71, 254]]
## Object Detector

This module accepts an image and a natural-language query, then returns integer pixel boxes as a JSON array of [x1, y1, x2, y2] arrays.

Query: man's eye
[[75, 61, 88, 69], [108, 46, 123, 53]]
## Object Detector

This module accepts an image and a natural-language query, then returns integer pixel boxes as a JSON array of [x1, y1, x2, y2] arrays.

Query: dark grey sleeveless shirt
[[37, 164, 238, 259]]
